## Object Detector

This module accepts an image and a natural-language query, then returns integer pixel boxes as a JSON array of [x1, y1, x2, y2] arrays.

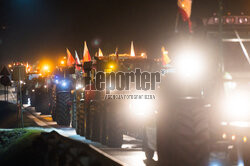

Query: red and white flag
[[66, 48, 75, 66], [83, 41, 91, 62], [98, 48, 103, 57], [130, 41, 135, 57], [161, 47, 171, 66], [75, 50, 81, 70], [177, 0, 192, 32]]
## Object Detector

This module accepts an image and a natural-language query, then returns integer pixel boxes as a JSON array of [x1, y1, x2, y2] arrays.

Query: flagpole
[[175, 12, 180, 33], [218, 0, 224, 73]]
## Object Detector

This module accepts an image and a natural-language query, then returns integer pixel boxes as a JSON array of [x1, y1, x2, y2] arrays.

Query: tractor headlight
[[61, 80, 68, 87], [224, 92, 250, 118], [55, 79, 59, 84], [129, 99, 155, 116], [76, 83, 83, 90], [175, 50, 204, 79], [56, 79, 71, 91]]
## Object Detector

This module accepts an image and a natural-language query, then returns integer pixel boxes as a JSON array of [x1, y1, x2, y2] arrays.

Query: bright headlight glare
[[224, 81, 237, 91], [175, 50, 204, 79], [129, 100, 154, 116], [224, 92, 250, 118], [222, 133, 227, 139], [232, 135, 236, 141], [243, 136, 247, 143], [61, 80, 67, 87], [76, 84, 83, 90]]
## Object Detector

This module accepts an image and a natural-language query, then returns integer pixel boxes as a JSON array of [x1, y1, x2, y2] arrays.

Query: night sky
[[0, 0, 249, 65]]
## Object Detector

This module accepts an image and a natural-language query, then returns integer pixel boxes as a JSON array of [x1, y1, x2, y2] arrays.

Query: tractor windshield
[[223, 42, 250, 72]]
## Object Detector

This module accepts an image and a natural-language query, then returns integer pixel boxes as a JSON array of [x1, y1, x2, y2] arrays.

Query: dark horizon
[[0, 0, 249, 65]]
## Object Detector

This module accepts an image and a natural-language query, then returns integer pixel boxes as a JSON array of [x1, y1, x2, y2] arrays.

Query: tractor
[[76, 53, 161, 148], [49, 66, 75, 126], [156, 14, 250, 166]]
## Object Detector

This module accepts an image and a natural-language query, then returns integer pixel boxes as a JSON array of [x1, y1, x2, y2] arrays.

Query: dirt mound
[[0, 130, 123, 166]]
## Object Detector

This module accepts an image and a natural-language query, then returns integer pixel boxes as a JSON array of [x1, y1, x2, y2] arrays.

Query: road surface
[[0, 86, 242, 166], [23, 107, 155, 166], [22, 108, 238, 166]]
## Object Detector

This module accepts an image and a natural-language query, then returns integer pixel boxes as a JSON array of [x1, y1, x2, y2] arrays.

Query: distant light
[[243, 136, 247, 143], [232, 135, 236, 141], [93, 39, 101, 46], [60, 60, 65, 65], [238, 161, 244, 166], [43, 65, 49, 71], [76, 83, 83, 90], [8, 64, 12, 68], [61, 81, 67, 87], [224, 72, 233, 80], [110, 65, 114, 69], [239, 17, 244, 24], [141, 53, 145, 57], [214, 17, 219, 24], [130, 41, 135, 57], [222, 133, 227, 139]]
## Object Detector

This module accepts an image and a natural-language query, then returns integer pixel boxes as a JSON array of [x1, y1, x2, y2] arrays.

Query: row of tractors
[[12, 14, 250, 165], [18, 54, 160, 151]]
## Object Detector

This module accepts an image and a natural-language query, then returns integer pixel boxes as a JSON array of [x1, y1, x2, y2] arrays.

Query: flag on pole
[[66, 48, 75, 66], [161, 47, 171, 66], [130, 41, 135, 57], [115, 47, 119, 61], [75, 50, 81, 70], [177, 0, 193, 32], [83, 41, 91, 62], [98, 48, 103, 57]]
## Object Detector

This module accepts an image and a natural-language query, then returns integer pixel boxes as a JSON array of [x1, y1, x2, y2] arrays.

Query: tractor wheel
[[100, 103, 107, 145], [30, 94, 36, 107], [50, 101, 56, 121], [145, 147, 154, 160], [85, 102, 91, 139], [90, 101, 101, 142], [143, 126, 155, 160], [106, 121, 123, 148], [106, 103, 123, 148], [158, 101, 210, 166], [76, 99, 84, 136], [22, 94, 28, 104], [36, 93, 50, 115], [56, 93, 71, 126], [49, 88, 56, 121], [71, 95, 77, 128], [243, 142, 250, 166], [30, 97, 36, 107], [75, 90, 85, 136]]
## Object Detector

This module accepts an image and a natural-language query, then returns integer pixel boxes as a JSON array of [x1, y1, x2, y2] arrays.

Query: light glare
[[176, 49, 204, 79]]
